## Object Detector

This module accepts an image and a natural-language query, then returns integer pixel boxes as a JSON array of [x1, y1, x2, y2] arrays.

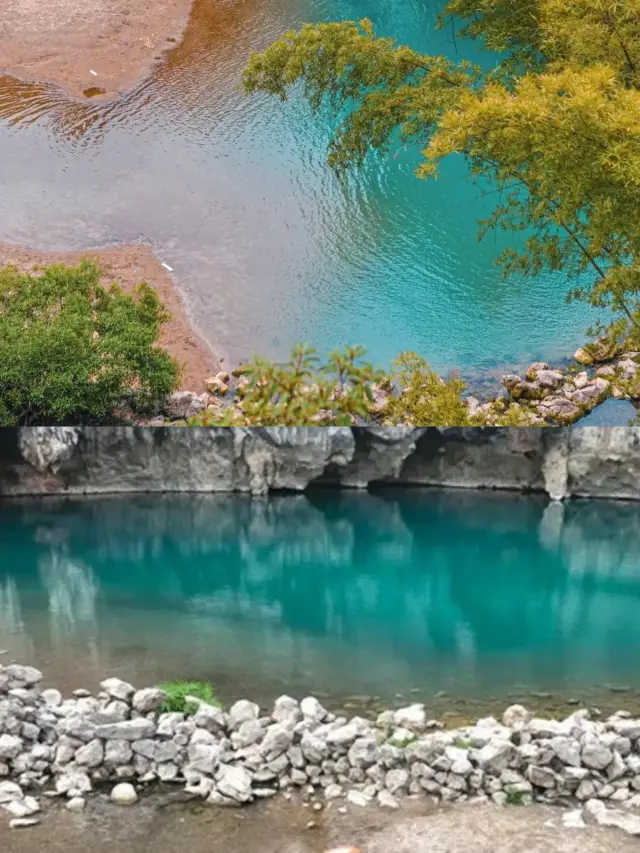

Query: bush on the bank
[[159, 680, 220, 714], [381, 352, 469, 426], [190, 343, 387, 426], [0, 261, 180, 425]]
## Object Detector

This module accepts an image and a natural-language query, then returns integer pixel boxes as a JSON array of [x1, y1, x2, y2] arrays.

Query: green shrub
[[0, 261, 180, 425], [158, 680, 220, 714]]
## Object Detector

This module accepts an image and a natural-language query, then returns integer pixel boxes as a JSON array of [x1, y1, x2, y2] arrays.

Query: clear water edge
[[0, 0, 600, 375], [2, 490, 640, 722]]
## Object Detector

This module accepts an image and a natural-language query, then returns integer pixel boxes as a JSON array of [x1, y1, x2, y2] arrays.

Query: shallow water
[[2, 490, 640, 716], [0, 0, 598, 372]]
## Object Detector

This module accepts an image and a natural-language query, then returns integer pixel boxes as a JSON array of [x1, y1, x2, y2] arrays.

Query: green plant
[[381, 352, 470, 426], [0, 261, 179, 425], [388, 732, 418, 748], [158, 681, 220, 714], [453, 737, 471, 749], [504, 788, 526, 806]]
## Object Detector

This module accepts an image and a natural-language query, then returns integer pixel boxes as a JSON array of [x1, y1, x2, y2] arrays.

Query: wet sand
[[1, 0, 194, 99], [1, 794, 636, 853], [0, 242, 218, 391]]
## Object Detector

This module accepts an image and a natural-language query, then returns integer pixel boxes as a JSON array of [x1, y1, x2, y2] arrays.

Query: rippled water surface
[[2, 491, 640, 714], [0, 0, 598, 371]]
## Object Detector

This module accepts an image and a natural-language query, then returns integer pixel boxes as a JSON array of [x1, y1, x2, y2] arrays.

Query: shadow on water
[[2, 490, 640, 716], [0, 0, 599, 371]]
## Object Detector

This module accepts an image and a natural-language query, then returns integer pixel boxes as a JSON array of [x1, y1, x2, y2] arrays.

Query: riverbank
[[0, 242, 218, 392], [0, 0, 193, 99], [2, 663, 640, 843]]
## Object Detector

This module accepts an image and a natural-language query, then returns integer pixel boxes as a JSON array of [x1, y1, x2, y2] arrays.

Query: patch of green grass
[[158, 681, 220, 714], [453, 737, 471, 749], [504, 788, 526, 806]]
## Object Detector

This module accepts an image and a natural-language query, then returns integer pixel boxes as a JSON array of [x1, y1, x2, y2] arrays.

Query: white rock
[[104, 740, 133, 766], [9, 817, 40, 829], [477, 739, 515, 774], [348, 738, 378, 768], [324, 783, 343, 800], [110, 783, 138, 805], [581, 740, 613, 770], [187, 742, 222, 775], [132, 688, 167, 714], [75, 738, 104, 768], [300, 732, 329, 764], [549, 736, 581, 767], [300, 696, 328, 722], [261, 724, 294, 760], [562, 809, 586, 829], [0, 734, 23, 760], [385, 768, 409, 795], [377, 789, 400, 809], [272, 696, 301, 724], [228, 700, 260, 730], [327, 723, 362, 748], [95, 719, 156, 741], [55, 770, 92, 795], [583, 799, 640, 835], [66, 796, 86, 812], [192, 702, 226, 734], [393, 705, 426, 732], [100, 677, 136, 702], [216, 764, 253, 803], [0, 781, 23, 804], [2, 796, 40, 818], [40, 688, 63, 707], [346, 789, 371, 807], [526, 765, 556, 789], [502, 705, 530, 729], [3, 665, 43, 687]]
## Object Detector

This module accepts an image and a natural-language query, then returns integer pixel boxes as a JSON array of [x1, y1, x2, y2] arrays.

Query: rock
[[535, 369, 565, 389], [568, 378, 610, 408], [41, 688, 63, 707], [393, 705, 426, 732], [346, 789, 371, 807], [261, 724, 294, 760], [300, 733, 329, 764], [324, 784, 343, 800], [2, 796, 40, 818], [66, 796, 86, 812], [0, 781, 23, 804], [385, 768, 409, 795], [110, 783, 138, 805], [348, 738, 378, 768], [327, 723, 362, 748], [216, 764, 253, 804], [583, 799, 640, 835], [537, 397, 582, 423], [228, 699, 260, 730], [132, 688, 167, 714], [56, 770, 92, 795], [581, 740, 613, 770], [502, 376, 541, 401], [164, 392, 207, 419], [502, 705, 530, 729], [377, 789, 400, 809], [104, 740, 133, 767], [549, 737, 581, 767], [75, 738, 104, 768], [526, 765, 556, 789], [477, 740, 515, 774], [187, 742, 221, 775], [272, 696, 301, 724], [95, 719, 156, 741], [300, 697, 328, 722], [100, 677, 135, 702], [0, 735, 23, 760], [574, 348, 594, 365], [9, 818, 41, 829], [206, 375, 230, 396]]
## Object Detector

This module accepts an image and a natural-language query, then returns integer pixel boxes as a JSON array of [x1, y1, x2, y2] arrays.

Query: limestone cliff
[[0, 427, 638, 501]]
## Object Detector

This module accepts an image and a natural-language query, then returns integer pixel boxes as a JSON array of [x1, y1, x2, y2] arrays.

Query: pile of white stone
[[3, 664, 640, 834]]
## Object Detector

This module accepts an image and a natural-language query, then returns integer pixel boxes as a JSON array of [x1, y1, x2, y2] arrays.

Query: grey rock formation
[[1, 426, 639, 501]]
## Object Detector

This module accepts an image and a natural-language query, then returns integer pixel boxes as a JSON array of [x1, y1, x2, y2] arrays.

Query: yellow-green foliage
[[243, 1, 640, 348], [381, 352, 470, 426]]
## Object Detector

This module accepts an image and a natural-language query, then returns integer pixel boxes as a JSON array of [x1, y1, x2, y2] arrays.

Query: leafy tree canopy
[[0, 261, 180, 425], [243, 0, 640, 349]]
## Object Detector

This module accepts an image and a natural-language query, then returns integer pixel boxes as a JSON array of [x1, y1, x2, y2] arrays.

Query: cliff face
[[0, 426, 639, 500]]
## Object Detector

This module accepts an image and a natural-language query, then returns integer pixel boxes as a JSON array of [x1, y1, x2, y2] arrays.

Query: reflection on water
[[0, 0, 598, 373], [1, 491, 640, 714]]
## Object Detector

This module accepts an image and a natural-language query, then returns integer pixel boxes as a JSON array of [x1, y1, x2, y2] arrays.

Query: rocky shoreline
[[2, 664, 640, 837], [152, 344, 640, 428]]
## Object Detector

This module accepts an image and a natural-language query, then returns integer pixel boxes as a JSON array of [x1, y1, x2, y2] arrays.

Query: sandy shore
[[0, 242, 218, 391], [1, 0, 193, 99]]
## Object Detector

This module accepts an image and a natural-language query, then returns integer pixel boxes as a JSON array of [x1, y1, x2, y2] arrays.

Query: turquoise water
[[2, 491, 640, 714], [0, 0, 597, 375]]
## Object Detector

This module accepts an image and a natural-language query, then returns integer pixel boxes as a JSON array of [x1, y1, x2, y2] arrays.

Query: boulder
[[110, 783, 138, 805], [100, 678, 136, 702]]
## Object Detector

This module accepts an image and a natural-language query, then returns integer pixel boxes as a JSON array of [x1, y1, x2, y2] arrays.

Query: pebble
[[10, 818, 41, 828], [66, 797, 86, 812], [110, 783, 138, 806]]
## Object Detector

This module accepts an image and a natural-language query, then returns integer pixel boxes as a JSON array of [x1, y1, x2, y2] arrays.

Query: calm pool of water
[[0, 0, 598, 374], [1, 491, 640, 717]]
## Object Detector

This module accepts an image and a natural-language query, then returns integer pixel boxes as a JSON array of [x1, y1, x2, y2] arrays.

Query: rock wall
[[0, 427, 639, 501]]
